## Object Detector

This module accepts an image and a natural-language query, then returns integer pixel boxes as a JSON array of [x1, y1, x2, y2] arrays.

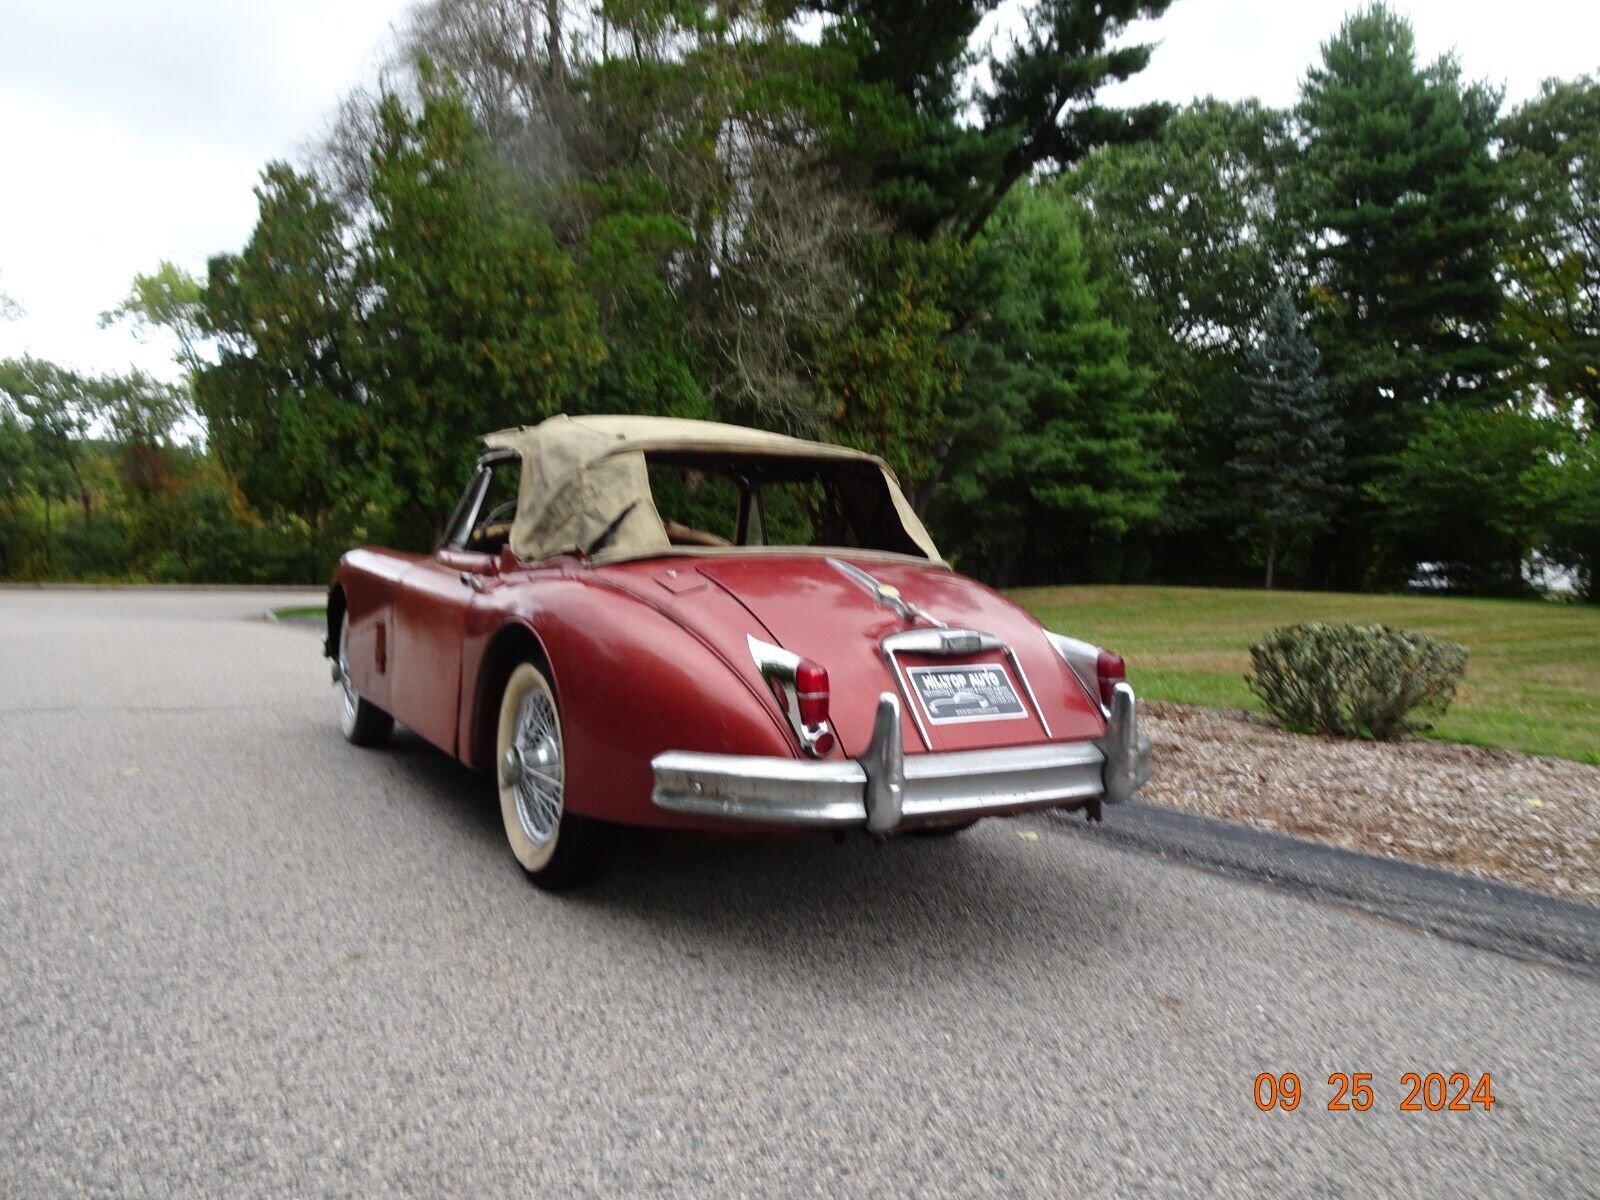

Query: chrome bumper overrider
[[651, 682, 1152, 833]]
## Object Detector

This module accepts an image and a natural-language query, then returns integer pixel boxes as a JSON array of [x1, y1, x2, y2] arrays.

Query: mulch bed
[[1140, 701, 1600, 905]]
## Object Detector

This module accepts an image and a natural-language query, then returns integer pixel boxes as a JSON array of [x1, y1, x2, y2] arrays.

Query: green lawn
[[273, 605, 326, 621], [1013, 585, 1600, 765]]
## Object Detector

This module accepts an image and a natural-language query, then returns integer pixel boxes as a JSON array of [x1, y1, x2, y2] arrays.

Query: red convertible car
[[327, 415, 1151, 888]]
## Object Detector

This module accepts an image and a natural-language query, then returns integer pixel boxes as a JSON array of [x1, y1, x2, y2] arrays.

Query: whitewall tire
[[495, 661, 615, 889]]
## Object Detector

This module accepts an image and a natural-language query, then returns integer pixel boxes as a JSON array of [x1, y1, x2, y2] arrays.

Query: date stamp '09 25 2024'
[[1255, 1073, 1497, 1113]]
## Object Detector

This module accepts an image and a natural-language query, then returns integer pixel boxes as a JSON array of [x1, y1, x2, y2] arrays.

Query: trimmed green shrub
[[1247, 622, 1469, 740]]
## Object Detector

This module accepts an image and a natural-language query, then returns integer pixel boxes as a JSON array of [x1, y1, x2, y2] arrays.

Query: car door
[[388, 453, 519, 754]]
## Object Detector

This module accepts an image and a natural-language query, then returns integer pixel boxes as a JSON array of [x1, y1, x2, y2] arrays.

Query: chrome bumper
[[651, 682, 1152, 834]]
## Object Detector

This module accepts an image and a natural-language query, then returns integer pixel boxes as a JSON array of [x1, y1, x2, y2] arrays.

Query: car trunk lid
[[692, 556, 1105, 757]]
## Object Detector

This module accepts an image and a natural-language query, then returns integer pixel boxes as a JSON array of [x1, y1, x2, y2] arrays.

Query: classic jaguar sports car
[[326, 415, 1151, 888]]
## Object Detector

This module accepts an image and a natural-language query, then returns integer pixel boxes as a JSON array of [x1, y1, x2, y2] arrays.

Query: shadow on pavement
[[370, 727, 1145, 986]]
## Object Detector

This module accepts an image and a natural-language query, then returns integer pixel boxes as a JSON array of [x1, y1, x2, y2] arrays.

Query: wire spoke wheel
[[494, 660, 615, 889], [337, 614, 358, 730], [509, 686, 564, 845]]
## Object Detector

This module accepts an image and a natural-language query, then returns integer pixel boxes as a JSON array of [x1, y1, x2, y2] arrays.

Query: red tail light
[[1096, 649, 1126, 708], [795, 659, 830, 727]]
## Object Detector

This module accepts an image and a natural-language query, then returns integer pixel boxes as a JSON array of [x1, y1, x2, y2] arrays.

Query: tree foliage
[[1069, 99, 1294, 579], [361, 77, 604, 540], [10, 1, 1600, 601], [1499, 76, 1600, 424], [1292, 4, 1514, 586], [1369, 404, 1567, 595], [198, 164, 376, 541], [0, 357, 103, 523], [1230, 292, 1345, 589], [784, 0, 1176, 241], [932, 186, 1171, 584]]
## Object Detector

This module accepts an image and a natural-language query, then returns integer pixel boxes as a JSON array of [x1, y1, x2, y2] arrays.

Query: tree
[[1542, 431, 1600, 599], [1068, 99, 1295, 581], [1070, 99, 1293, 361], [817, 238, 958, 485], [359, 7, 882, 439], [787, 0, 1176, 242], [94, 370, 191, 507], [1293, 4, 1514, 587], [0, 357, 99, 524], [360, 79, 604, 541], [100, 260, 207, 376], [1229, 292, 1345, 589], [1369, 404, 1565, 595], [197, 164, 378, 542], [931, 186, 1171, 584], [0, 402, 34, 574], [1499, 76, 1600, 425]]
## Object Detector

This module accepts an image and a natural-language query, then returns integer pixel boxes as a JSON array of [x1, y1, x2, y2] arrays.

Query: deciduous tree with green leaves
[[1067, 98, 1294, 580], [360, 77, 604, 542], [0, 357, 99, 525], [1499, 76, 1600, 425], [1542, 431, 1600, 599], [100, 260, 207, 375], [1369, 405, 1565, 595], [198, 164, 377, 544]]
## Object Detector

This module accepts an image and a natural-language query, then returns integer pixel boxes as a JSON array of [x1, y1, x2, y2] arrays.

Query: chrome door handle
[[459, 572, 486, 592]]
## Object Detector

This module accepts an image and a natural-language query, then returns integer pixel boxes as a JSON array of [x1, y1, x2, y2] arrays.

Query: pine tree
[[933, 187, 1172, 585], [1292, 4, 1512, 587], [1230, 291, 1344, 589]]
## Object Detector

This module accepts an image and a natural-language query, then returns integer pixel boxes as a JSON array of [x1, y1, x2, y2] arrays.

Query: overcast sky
[[2, 0, 1597, 381]]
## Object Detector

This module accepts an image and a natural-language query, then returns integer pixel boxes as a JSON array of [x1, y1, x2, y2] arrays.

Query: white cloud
[[1105, 0, 1600, 110], [0, 0, 407, 379]]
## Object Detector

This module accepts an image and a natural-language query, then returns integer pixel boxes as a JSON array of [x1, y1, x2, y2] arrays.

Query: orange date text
[[1253, 1072, 1495, 1113]]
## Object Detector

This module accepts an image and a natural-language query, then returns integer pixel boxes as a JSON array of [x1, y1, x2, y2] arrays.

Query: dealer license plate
[[907, 663, 1028, 725]]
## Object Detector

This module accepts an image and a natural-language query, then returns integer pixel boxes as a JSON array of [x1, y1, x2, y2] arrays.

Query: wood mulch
[[1140, 701, 1600, 905]]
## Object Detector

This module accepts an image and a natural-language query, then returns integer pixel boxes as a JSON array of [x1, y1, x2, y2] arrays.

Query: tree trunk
[[544, 0, 564, 90], [1264, 530, 1277, 591]]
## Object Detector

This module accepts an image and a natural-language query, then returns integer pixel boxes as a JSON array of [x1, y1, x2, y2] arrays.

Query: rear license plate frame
[[906, 663, 1029, 726]]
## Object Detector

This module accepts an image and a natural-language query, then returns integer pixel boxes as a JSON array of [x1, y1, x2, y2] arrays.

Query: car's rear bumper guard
[[651, 683, 1151, 833]]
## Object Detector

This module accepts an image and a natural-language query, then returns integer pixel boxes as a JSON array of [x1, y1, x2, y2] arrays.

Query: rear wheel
[[496, 662, 616, 890], [336, 612, 393, 747]]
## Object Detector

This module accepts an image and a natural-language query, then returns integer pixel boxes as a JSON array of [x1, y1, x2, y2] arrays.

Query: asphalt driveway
[[1, 588, 1595, 1197]]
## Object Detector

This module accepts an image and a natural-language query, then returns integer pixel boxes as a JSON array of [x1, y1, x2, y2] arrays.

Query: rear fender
[[461, 578, 797, 827]]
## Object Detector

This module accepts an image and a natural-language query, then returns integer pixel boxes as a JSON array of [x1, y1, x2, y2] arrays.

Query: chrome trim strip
[[883, 643, 931, 750], [1045, 630, 1108, 713], [1003, 646, 1053, 741], [651, 752, 868, 825], [880, 627, 1003, 657], [747, 634, 835, 757]]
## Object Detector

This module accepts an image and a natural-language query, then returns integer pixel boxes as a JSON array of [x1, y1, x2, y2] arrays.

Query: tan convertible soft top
[[483, 414, 941, 564]]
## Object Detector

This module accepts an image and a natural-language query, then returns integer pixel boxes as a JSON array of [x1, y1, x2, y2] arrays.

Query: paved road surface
[[2, 588, 1596, 1197]]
